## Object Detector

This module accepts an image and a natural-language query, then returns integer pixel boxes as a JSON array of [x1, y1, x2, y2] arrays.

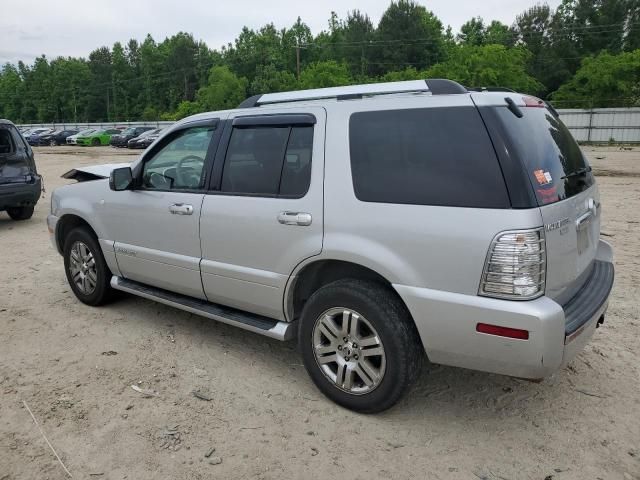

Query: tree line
[[1, 0, 639, 124]]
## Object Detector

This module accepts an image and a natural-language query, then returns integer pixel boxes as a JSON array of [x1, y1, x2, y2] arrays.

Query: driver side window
[[142, 126, 215, 191]]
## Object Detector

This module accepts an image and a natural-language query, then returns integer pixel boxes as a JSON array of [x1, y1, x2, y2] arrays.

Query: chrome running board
[[110, 276, 296, 341]]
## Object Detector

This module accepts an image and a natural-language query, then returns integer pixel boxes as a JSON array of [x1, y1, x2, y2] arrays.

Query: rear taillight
[[479, 228, 546, 300]]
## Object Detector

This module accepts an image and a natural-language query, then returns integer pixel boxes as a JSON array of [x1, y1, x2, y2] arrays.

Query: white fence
[[17, 107, 640, 144], [558, 108, 640, 143]]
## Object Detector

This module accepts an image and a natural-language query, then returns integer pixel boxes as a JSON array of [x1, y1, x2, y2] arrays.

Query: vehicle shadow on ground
[[106, 292, 567, 425], [0, 214, 33, 229]]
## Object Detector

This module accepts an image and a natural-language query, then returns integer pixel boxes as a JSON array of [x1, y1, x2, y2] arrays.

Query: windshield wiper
[[562, 166, 592, 180]]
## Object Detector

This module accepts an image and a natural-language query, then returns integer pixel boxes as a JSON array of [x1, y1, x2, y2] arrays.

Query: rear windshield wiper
[[561, 166, 592, 179]]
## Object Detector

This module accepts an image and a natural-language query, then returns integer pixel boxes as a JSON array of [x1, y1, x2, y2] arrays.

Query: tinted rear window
[[349, 107, 510, 208], [492, 107, 594, 205]]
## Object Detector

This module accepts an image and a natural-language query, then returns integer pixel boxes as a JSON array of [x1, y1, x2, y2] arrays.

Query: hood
[[62, 162, 131, 182]]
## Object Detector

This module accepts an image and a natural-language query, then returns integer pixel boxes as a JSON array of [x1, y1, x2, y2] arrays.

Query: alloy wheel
[[68, 241, 98, 295], [312, 307, 386, 395]]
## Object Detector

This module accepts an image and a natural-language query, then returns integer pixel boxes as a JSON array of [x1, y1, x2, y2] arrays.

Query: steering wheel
[[175, 155, 204, 189]]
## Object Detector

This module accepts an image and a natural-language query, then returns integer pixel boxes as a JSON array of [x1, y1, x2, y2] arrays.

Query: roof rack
[[237, 79, 467, 108], [467, 86, 516, 93]]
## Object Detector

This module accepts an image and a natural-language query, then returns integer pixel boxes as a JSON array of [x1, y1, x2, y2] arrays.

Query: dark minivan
[[0, 120, 41, 220]]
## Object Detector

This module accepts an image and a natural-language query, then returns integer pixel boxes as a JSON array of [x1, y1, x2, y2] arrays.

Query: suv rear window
[[491, 106, 594, 205], [349, 107, 510, 208], [0, 128, 16, 155]]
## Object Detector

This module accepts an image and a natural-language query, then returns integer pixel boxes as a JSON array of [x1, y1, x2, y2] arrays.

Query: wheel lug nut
[[352, 343, 357, 348], [354, 354, 359, 360], [337, 345, 342, 350], [345, 357, 350, 361], [343, 337, 348, 342]]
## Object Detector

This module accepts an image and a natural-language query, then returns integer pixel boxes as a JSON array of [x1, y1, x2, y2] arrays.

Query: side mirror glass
[[109, 167, 133, 191]]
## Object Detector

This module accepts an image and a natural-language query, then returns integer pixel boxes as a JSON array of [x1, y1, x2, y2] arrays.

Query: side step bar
[[110, 276, 297, 341]]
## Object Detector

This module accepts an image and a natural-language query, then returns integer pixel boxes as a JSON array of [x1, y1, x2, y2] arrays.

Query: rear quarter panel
[[320, 96, 544, 295]]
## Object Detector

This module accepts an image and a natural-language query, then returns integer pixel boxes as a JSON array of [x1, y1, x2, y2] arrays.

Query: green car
[[76, 128, 123, 146]]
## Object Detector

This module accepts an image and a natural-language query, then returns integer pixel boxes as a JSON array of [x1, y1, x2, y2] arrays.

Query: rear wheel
[[299, 279, 423, 413], [49, 139, 57, 146], [6, 205, 34, 220], [91, 138, 100, 146], [63, 227, 113, 306]]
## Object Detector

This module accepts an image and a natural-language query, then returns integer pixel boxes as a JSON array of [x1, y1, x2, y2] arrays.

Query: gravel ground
[[1, 145, 639, 480]]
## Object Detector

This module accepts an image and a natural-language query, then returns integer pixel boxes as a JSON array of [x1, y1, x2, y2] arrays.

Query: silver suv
[[47, 79, 614, 412]]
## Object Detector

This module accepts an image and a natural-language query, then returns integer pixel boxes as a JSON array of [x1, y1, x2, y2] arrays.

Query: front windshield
[[122, 128, 136, 135], [78, 129, 95, 136]]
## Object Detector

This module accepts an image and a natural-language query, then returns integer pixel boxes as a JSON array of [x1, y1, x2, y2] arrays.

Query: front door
[[105, 120, 220, 299], [199, 108, 326, 319]]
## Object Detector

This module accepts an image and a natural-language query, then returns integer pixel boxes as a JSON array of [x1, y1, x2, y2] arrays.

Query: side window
[[0, 128, 16, 155], [221, 125, 313, 197], [349, 107, 510, 208], [142, 125, 215, 191]]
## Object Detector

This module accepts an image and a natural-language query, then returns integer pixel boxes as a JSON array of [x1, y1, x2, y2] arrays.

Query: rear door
[[199, 107, 325, 320], [486, 105, 599, 304]]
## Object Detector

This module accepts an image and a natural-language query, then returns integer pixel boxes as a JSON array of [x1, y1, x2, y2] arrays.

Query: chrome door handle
[[576, 210, 593, 230], [277, 211, 312, 226], [169, 203, 193, 215]]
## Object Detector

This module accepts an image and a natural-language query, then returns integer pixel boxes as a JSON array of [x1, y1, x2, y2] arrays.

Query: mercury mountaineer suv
[[47, 79, 614, 413]]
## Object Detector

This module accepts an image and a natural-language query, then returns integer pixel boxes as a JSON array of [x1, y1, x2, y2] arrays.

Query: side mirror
[[109, 167, 133, 191]]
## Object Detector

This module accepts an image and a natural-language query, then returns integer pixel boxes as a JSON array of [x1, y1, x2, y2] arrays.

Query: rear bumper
[[394, 241, 614, 379], [0, 179, 41, 210]]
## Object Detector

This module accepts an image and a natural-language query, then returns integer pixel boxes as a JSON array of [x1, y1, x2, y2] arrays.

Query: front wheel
[[6, 205, 34, 220], [299, 279, 423, 413], [63, 227, 113, 306]]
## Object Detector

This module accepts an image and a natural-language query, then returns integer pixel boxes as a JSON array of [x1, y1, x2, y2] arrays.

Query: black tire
[[91, 138, 101, 146], [299, 279, 423, 413], [6, 205, 34, 220], [49, 139, 57, 146], [63, 227, 113, 306]]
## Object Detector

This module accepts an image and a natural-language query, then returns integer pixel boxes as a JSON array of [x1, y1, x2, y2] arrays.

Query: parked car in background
[[25, 128, 53, 145], [110, 126, 154, 148], [1, 119, 41, 220], [36, 129, 79, 146], [76, 128, 122, 146], [67, 129, 96, 145], [128, 128, 164, 149]]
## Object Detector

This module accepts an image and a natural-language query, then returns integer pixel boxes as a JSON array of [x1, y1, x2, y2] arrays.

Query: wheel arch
[[55, 213, 98, 253], [286, 259, 413, 324]]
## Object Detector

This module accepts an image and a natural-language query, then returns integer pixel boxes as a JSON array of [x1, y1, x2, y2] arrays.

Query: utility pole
[[296, 41, 301, 81], [184, 71, 188, 100], [72, 90, 77, 123]]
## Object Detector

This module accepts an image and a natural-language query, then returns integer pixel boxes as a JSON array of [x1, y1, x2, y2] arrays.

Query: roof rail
[[467, 86, 516, 93], [237, 79, 467, 108]]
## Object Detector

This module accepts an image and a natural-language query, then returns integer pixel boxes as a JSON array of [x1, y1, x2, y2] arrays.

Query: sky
[[0, 0, 562, 65]]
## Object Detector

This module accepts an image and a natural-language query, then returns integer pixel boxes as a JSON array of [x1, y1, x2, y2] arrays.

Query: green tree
[[379, 67, 423, 82], [485, 21, 514, 46], [551, 49, 640, 107], [375, 0, 446, 73], [458, 17, 486, 46], [250, 64, 297, 95], [426, 44, 543, 93], [196, 65, 247, 110], [298, 61, 352, 89]]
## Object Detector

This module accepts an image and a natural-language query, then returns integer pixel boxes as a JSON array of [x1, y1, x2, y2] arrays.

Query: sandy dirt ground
[[1, 145, 639, 480]]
